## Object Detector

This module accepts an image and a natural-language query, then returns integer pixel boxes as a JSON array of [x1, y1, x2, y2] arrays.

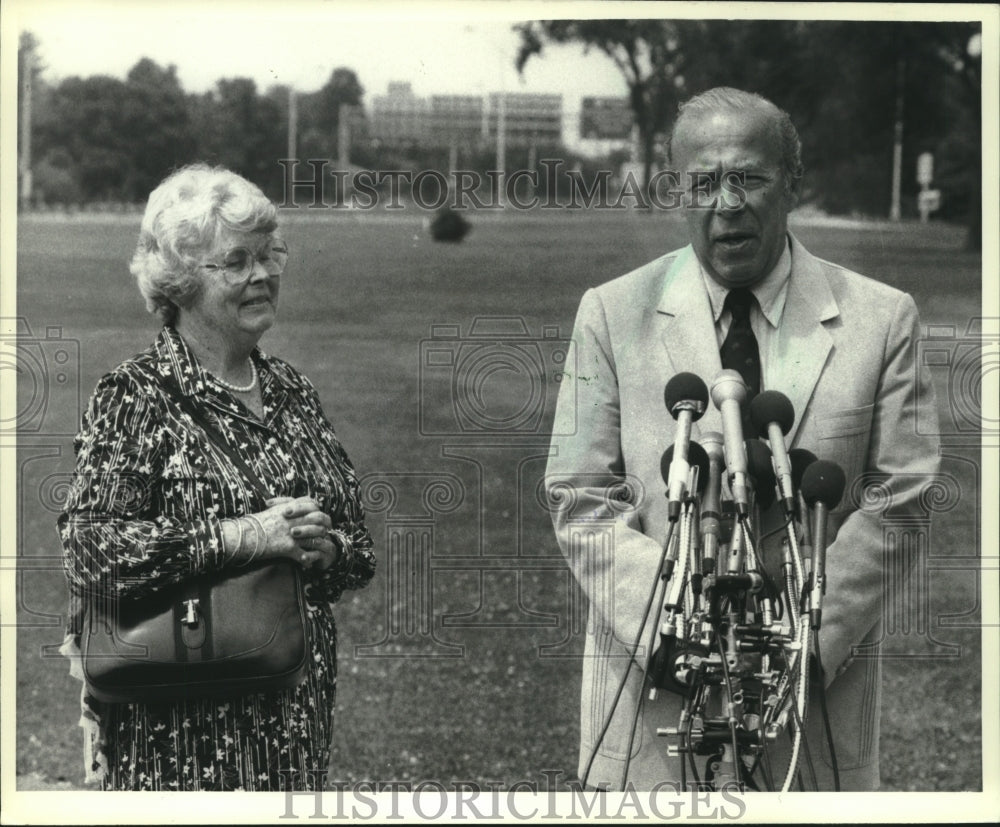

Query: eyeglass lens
[[221, 241, 288, 283]]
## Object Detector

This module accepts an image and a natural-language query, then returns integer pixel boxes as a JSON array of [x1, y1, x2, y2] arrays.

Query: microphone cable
[[788, 692, 819, 790], [738, 514, 785, 621], [811, 628, 841, 791], [714, 622, 744, 789], [622, 495, 697, 787], [759, 514, 794, 545], [685, 697, 702, 787], [579, 518, 678, 790]]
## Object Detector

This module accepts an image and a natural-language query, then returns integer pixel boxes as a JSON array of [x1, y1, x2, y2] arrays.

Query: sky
[[14, 0, 645, 152], [15, 0, 631, 139]]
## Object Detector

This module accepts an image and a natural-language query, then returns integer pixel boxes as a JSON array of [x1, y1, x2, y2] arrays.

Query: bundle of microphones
[[645, 368, 847, 791]]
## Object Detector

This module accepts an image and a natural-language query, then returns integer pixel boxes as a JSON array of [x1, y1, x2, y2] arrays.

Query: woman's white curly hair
[[130, 164, 278, 325]]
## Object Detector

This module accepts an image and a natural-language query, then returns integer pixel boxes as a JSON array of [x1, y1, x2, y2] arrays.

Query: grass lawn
[[12, 209, 984, 791]]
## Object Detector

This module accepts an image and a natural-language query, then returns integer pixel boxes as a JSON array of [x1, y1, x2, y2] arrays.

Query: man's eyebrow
[[684, 158, 771, 171]]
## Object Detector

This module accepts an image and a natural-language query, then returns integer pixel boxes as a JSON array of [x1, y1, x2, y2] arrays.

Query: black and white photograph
[[2, 0, 997, 822]]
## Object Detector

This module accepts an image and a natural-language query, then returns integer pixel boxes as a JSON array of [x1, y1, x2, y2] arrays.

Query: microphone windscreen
[[744, 439, 777, 509], [664, 372, 709, 421], [801, 460, 847, 509], [789, 448, 818, 490], [749, 390, 795, 438], [659, 441, 711, 494]]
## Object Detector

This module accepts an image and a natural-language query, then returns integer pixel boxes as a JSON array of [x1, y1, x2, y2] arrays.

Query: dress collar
[[154, 325, 286, 393], [151, 326, 294, 426]]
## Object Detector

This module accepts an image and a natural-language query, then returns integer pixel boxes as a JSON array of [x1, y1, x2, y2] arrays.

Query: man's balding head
[[667, 87, 804, 199]]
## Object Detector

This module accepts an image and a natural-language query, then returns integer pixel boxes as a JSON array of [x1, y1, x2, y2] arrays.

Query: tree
[[297, 67, 365, 162], [515, 20, 703, 192], [34, 74, 132, 200], [918, 25, 982, 250], [515, 19, 982, 243], [122, 58, 197, 198], [191, 77, 285, 193]]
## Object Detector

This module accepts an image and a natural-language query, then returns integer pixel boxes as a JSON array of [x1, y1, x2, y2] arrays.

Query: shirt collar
[[700, 235, 792, 329]]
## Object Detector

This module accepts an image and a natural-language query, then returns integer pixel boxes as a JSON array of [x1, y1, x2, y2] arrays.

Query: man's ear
[[785, 176, 802, 210]]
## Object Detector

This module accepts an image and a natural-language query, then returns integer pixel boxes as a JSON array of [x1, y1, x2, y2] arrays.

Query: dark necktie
[[720, 288, 762, 401]]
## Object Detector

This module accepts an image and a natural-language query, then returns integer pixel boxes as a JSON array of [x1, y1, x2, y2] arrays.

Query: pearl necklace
[[211, 360, 258, 393]]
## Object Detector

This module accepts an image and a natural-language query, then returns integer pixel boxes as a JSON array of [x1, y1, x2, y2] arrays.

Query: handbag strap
[[158, 373, 272, 501]]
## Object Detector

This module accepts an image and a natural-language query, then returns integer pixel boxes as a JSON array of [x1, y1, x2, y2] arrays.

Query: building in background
[[577, 96, 634, 156], [429, 94, 485, 149], [371, 82, 430, 147], [483, 92, 563, 148], [369, 83, 565, 151]]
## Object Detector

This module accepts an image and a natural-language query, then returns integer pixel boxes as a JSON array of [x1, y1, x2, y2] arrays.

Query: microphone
[[699, 432, 725, 576], [663, 373, 709, 521], [710, 370, 750, 516], [789, 447, 818, 530], [789, 448, 819, 580], [801, 460, 847, 630], [789, 448, 818, 491], [659, 441, 710, 583], [744, 439, 777, 512], [660, 442, 711, 499], [749, 391, 797, 515]]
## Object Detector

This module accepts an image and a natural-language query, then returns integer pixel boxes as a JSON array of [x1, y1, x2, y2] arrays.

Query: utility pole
[[287, 87, 297, 162], [889, 53, 906, 222], [19, 42, 34, 210], [496, 92, 506, 207], [338, 102, 351, 170]]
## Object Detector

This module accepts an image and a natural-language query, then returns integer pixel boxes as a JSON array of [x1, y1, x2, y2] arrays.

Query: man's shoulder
[[794, 240, 911, 311]]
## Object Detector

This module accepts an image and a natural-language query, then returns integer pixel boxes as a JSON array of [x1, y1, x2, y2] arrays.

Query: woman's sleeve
[[57, 372, 227, 602], [314, 442, 377, 605], [295, 379, 376, 605]]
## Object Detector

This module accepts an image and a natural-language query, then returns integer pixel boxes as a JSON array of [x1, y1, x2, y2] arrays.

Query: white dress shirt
[[699, 235, 793, 393]]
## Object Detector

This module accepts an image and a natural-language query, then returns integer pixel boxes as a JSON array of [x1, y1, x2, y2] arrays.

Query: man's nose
[[715, 182, 746, 214]]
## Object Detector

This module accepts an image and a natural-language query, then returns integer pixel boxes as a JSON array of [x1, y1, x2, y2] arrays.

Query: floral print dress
[[58, 326, 376, 790]]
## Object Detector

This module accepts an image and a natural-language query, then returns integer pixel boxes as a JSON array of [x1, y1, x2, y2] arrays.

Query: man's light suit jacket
[[545, 234, 940, 791]]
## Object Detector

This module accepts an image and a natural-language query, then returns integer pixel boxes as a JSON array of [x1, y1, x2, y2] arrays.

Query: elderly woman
[[58, 164, 376, 791]]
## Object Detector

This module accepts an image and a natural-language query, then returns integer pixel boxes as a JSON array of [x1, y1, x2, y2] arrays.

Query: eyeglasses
[[201, 239, 289, 285]]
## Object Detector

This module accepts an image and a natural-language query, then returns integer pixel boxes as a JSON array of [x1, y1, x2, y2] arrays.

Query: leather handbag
[[79, 373, 310, 704], [81, 560, 309, 703]]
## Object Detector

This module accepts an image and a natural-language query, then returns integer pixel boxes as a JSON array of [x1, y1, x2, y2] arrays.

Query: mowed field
[[13, 209, 985, 791]]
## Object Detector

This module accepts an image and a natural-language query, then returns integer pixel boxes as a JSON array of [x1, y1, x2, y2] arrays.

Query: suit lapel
[[775, 236, 838, 445], [656, 247, 725, 439], [653, 237, 839, 445]]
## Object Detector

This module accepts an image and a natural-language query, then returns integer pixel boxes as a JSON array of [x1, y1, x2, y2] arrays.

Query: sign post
[[916, 152, 940, 223]]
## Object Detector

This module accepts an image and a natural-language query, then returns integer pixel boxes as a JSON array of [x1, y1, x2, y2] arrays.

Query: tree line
[[18, 20, 982, 247], [17, 33, 364, 206], [516, 19, 982, 246]]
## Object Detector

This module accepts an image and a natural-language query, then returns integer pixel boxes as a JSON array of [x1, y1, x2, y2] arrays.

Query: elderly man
[[545, 87, 940, 791]]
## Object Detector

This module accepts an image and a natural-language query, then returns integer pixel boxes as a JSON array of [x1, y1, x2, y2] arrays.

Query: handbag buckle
[[182, 598, 201, 628]]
